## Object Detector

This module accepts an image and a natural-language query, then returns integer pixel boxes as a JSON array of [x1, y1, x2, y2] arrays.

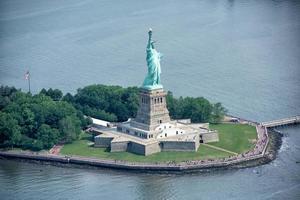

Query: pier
[[261, 115, 300, 128]]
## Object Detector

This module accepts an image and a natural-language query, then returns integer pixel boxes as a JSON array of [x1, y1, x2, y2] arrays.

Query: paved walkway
[[202, 144, 238, 155], [49, 144, 64, 155]]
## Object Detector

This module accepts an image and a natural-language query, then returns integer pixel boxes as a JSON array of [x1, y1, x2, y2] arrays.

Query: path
[[49, 144, 64, 155], [202, 143, 238, 155]]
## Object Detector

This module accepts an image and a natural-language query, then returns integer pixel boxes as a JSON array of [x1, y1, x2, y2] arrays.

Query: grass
[[61, 139, 231, 163], [60, 123, 257, 163], [209, 123, 257, 154]]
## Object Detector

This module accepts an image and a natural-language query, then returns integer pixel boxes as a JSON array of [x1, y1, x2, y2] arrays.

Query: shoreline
[[0, 127, 283, 173]]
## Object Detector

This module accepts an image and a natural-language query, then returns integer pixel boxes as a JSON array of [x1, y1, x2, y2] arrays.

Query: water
[[0, 0, 300, 199]]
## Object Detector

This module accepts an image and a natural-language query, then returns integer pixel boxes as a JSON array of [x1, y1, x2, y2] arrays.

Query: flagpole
[[28, 74, 31, 93], [25, 70, 31, 94]]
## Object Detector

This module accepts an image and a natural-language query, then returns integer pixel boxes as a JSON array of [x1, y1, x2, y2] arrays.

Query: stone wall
[[201, 131, 219, 143], [94, 128, 219, 155], [144, 142, 161, 156], [110, 141, 129, 152], [94, 136, 113, 148], [134, 88, 171, 131], [161, 140, 199, 152], [127, 142, 146, 155]]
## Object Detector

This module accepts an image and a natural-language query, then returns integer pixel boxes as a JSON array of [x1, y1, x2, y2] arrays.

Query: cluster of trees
[[63, 85, 140, 122], [0, 84, 227, 150], [166, 92, 227, 123], [63, 84, 227, 124], [0, 86, 90, 150], [40, 88, 63, 101]]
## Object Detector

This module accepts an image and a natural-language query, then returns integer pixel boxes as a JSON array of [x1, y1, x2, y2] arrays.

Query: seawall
[[0, 138, 278, 173], [0, 123, 285, 173]]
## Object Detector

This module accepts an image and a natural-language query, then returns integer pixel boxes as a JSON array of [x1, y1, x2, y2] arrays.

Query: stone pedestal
[[130, 88, 171, 131]]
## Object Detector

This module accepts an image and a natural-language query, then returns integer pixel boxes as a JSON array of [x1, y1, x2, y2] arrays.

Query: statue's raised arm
[[147, 28, 153, 49], [142, 28, 163, 90]]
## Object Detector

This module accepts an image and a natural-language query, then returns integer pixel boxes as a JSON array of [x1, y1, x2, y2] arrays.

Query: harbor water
[[0, 0, 300, 199]]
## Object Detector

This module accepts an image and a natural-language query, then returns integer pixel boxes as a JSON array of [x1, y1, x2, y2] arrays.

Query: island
[[0, 30, 298, 172]]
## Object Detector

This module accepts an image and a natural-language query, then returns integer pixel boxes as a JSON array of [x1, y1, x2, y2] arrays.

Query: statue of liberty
[[142, 28, 163, 90]]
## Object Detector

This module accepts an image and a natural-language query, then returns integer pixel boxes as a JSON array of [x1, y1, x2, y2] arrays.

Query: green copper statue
[[142, 28, 163, 90]]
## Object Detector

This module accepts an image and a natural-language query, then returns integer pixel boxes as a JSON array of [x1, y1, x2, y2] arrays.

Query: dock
[[261, 115, 300, 128]]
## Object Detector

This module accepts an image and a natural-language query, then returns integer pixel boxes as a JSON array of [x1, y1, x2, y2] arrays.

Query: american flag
[[24, 70, 30, 80]]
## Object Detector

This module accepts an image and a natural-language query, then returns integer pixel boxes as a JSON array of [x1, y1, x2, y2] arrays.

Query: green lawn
[[60, 123, 257, 163], [209, 123, 257, 154], [61, 139, 231, 163]]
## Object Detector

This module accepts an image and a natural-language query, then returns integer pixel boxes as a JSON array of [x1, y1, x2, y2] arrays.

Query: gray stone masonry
[[200, 131, 219, 143], [110, 141, 129, 152], [161, 141, 199, 152], [130, 88, 171, 131], [94, 136, 113, 148], [94, 86, 219, 155]]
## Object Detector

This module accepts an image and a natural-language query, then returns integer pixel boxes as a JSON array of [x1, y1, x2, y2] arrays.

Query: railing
[[261, 115, 300, 128]]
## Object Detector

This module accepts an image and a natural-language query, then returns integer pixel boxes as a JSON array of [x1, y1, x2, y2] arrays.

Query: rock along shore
[[0, 127, 283, 173]]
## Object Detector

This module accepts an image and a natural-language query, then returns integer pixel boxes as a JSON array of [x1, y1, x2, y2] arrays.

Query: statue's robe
[[143, 45, 162, 87]]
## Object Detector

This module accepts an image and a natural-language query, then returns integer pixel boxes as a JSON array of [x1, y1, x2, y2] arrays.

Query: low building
[[93, 88, 219, 156], [91, 117, 113, 128], [93, 29, 218, 155]]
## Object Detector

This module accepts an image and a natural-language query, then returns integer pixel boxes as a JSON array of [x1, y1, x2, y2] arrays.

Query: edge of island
[[0, 118, 284, 173]]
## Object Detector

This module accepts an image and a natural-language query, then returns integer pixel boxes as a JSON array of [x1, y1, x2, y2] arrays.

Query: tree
[[166, 91, 226, 123], [0, 86, 87, 150], [70, 84, 139, 122], [62, 93, 74, 103], [50, 89, 63, 101], [0, 86, 18, 99], [166, 91, 177, 118], [37, 124, 59, 149], [20, 107, 35, 138], [59, 116, 81, 143], [40, 88, 63, 101], [0, 96, 11, 110], [0, 84, 227, 151], [0, 112, 21, 148], [210, 102, 227, 123], [32, 140, 44, 151]]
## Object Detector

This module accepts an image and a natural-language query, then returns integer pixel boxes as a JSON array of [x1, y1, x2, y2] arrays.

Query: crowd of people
[[161, 124, 269, 167]]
